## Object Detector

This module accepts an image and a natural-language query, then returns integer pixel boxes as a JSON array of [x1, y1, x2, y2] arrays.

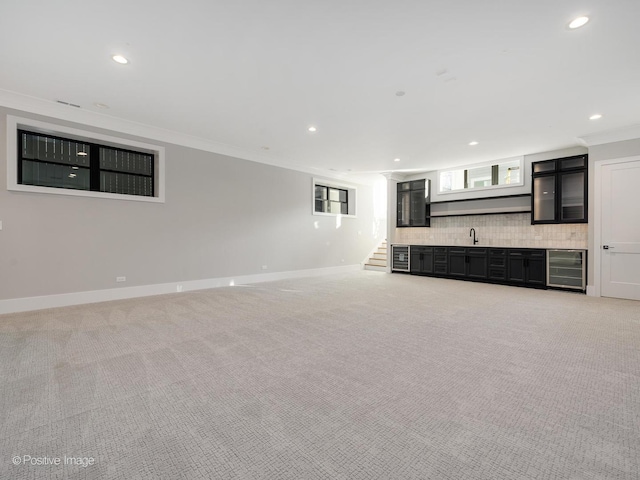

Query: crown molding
[[578, 124, 640, 147], [380, 171, 408, 181], [0, 89, 375, 185]]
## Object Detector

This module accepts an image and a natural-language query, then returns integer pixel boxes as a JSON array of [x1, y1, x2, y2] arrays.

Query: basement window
[[315, 185, 348, 214], [439, 157, 523, 194], [312, 178, 356, 217], [7, 116, 165, 203]]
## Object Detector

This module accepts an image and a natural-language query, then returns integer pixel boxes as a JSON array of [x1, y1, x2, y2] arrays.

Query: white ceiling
[[1, 0, 639, 182]]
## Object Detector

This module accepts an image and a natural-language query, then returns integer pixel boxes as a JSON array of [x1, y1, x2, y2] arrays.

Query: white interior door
[[601, 159, 640, 300]]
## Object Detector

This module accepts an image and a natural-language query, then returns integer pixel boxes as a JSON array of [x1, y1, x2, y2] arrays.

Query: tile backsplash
[[394, 213, 588, 249]]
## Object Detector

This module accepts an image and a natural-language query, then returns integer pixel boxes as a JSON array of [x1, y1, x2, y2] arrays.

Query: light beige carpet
[[1, 271, 639, 479]]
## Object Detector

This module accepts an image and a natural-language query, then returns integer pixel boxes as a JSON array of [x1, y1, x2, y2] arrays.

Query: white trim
[[381, 172, 407, 182], [592, 154, 640, 298], [0, 264, 361, 315], [7, 115, 166, 203]]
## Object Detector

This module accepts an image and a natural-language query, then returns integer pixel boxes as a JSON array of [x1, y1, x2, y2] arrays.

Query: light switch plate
[[0, 221, 2, 230]]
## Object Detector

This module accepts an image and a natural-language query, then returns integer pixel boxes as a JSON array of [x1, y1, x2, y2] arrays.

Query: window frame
[[315, 184, 348, 215], [438, 157, 524, 194], [7, 115, 165, 203], [312, 178, 357, 217]]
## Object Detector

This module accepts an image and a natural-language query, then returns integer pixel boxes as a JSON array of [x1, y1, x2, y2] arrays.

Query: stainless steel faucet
[[470, 228, 479, 245]]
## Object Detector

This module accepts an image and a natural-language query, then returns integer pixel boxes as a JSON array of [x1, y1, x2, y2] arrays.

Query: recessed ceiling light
[[72, 166, 79, 169], [469, 141, 479, 146], [94, 102, 110, 109], [395, 91, 405, 97], [68, 173, 77, 178], [394, 158, 401, 162], [308, 126, 317, 132], [589, 114, 602, 120], [77, 152, 88, 156], [569, 16, 589, 29], [112, 55, 129, 64]]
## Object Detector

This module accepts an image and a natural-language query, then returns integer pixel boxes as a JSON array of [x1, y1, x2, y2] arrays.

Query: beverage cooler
[[547, 249, 586, 291], [391, 245, 410, 272]]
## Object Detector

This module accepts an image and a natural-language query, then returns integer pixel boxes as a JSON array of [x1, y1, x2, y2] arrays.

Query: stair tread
[[363, 240, 388, 270], [364, 267, 387, 272]]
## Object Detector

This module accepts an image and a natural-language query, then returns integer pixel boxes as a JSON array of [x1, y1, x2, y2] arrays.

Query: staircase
[[364, 240, 388, 272]]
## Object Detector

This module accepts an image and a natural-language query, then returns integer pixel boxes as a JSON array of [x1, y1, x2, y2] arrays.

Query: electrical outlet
[[176, 284, 183, 292], [0, 220, 3, 230], [116, 276, 126, 283]]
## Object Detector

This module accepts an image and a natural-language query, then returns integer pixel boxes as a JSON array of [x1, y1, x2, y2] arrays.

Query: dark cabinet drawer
[[489, 248, 506, 268], [434, 263, 447, 275], [488, 267, 507, 281], [489, 256, 506, 267], [433, 247, 447, 274], [404, 245, 546, 290]]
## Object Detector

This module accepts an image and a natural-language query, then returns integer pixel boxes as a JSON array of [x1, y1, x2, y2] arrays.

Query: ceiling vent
[[56, 100, 81, 108]]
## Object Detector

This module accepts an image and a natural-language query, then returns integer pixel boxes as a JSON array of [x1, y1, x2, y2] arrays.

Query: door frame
[[593, 154, 640, 297]]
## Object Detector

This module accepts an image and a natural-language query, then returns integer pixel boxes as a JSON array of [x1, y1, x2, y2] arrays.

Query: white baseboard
[[0, 265, 360, 315], [586, 285, 598, 297]]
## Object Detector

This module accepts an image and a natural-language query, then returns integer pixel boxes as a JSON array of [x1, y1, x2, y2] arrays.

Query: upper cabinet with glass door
[[531, 155, 587, 224], [397, 179, 430, 227]]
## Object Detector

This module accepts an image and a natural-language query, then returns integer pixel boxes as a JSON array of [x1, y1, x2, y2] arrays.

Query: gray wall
[[0, 107, 383, 301]]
